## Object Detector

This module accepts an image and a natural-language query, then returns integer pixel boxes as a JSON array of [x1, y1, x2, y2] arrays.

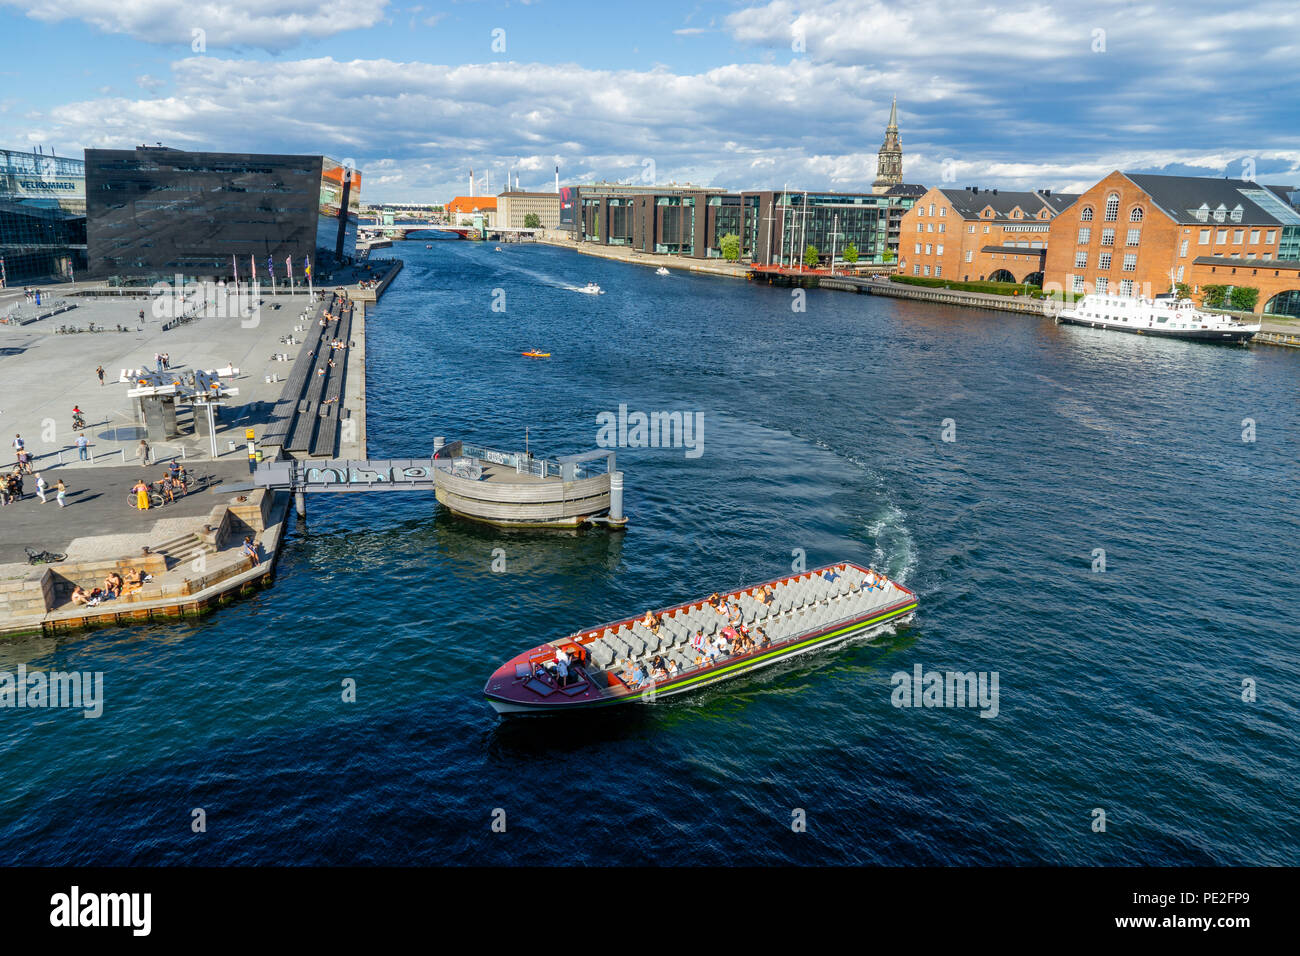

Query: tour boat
[[578, 282, 604, 295], [1057, 292, 1259, 343], [483, 562, 917, 714], [656, 267, 670, 276], [521, 349, 550, 358]]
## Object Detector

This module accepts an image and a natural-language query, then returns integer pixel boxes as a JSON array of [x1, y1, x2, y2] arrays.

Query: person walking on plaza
[[76, 432, 89, 461], [96, 364, 105, 386], [35, 472, 46, 503], [55, 478, 67, 508], [137, 437, 150, 464]]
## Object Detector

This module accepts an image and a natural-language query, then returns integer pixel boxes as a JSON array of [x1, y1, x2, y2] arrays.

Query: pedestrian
[[154, 352, 162, 372], [76, 432, 89, 461], [137, 438, 150, 464], [162, 352, 170, 370], [12, 433, 23, 455], [96, 364, 105, 386], [56, 479, 66, 508], [35, 472, 46, 503]]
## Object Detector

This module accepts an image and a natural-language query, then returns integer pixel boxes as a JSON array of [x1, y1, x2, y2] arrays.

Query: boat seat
[[524, 678, 556, 697]]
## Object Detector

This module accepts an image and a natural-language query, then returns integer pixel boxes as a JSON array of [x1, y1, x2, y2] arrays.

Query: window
[[934, 265, 942, 277], [1121, 253, 1137, 272], [1216, 230, 1227, 244], [1213, 204, 1226, 222], [927, 223, 933, 232], [967, 225, 975, 234], [939, 207, 946, 217], [1071, 275, 1085, 293], [984, 225, 990, 233], [925, 243, 932, 254], [1176, 266, 1184, 282], [928, 203, 935, 216], [936, 244, 944, 255], [1104, 194, 1119, 221], [913, 265, 920, 275], [1250, 230, 1260, 244], [965, 250, 973, 263], [1074, 250, 1088, 268], [1233, 229, 1244, 244], [1098, 252, 1112, 269], [1126, 228, 1141, 246], [1179, 240, 1188, 257], [1196, 204, 1209, 221], [1120, 279, 1135, 296], [916, 222, 923, 232], [1266, 230, 1276, 244], [1080, 206, 1094, 221], [1230, 204, 1243, 223], [1129, 206, 1144, 222], [1199, 228, 1211, 244], [1078, 227, 1091, 244], [914, 243, 921, 254], [1095, 276, 1108, 293], [938, 223, 945, 233], [1101, 228, 1114, 246], [923, 265, 930, 276]]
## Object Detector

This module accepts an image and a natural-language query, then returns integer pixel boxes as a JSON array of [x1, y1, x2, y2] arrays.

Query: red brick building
[[1043, 171, 1300, 314], [900, 187, 1078, 284]]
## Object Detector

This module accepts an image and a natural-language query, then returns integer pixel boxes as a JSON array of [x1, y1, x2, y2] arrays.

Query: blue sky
[[1, 0, 1296, 202]]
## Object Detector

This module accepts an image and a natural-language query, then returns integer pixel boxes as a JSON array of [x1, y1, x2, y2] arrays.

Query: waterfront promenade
[[536, 234, 748, 279], [0, 259, 399, 637]]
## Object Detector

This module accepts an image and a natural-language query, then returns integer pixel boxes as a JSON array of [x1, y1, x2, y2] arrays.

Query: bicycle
[[25, 547, 67, 565], [127, 485, 166, 510]]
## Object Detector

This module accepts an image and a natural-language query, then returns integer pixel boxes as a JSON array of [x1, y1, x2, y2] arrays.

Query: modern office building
[[901, 186, 1079, 283], [0, 147, 87, 285], [572, 183, 733, 256], [1043, 170, 1300, 313], [84, 147, 361, 279], [746, 185, 925, 267], [495, 191, 560, 229]]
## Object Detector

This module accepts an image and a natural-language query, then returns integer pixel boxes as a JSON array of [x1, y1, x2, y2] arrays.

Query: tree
[[804, 244, 820, 268], [1200, 284, 1229, 308], [719, 233, 741, 262], [1174, 281, 1192, 299], [1229, 286, 1259, 312], [523, 213, 541, 229], [842, 243, 859, 264], [880, 248, 895, 263]]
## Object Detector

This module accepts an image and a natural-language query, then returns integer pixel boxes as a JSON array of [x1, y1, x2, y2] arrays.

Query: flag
[[267, 255, 274, 280], [232, 254, 238, 284], [304, 256, 311, 278], [286, 255, 293, 283], [250, 253, 256, 282]]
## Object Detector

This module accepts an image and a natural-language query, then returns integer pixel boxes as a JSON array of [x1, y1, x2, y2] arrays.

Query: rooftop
[[939, 188, 1079, 220], [1123, 173, 1300, 226]]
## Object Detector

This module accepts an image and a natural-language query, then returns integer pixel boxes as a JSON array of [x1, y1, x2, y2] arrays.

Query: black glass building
[[84, 147, 361, 280], [0, 147, 87, 285]]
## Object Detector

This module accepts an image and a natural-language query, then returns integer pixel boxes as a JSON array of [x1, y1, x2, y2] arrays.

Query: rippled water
[[2, 241, 1297, 865]]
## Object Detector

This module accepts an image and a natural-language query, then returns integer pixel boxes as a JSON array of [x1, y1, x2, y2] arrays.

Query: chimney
[[470, 169, 474, 197], [992, 188, 998, 195], [972, 186, 979, 194], [555, 165, 560, 194]]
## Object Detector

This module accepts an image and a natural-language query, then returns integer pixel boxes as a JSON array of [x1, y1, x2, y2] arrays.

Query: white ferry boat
[[578, 282, 604, 295], [1057, 292, 1259, 343]]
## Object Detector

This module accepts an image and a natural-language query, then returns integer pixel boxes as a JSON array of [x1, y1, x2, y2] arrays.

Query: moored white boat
[[1057, 292, 1259, 343]]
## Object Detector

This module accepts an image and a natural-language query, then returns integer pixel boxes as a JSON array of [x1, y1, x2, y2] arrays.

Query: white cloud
[[1, 0, 390, 51]]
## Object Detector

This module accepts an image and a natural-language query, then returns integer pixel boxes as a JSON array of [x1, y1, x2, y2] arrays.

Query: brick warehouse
[[1043, 171, 1300, 314], [900, 186, 1079, 283]]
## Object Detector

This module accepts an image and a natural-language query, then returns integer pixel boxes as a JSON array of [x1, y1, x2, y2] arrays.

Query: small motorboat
[[578, 282, 604, 295], [521, 349, 550, 359], [425, 244, 432, 249], [495, 246, 503, 252], [655, 267, 670, 276]]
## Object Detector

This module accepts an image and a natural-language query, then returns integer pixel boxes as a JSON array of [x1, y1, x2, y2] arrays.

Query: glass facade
[[774, 193, 904, 265], [85, 148, 360, 280], [0, 148, 86, 285]]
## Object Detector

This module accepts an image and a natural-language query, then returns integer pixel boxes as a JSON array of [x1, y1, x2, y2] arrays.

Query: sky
[[0, 0, 1297, 202]]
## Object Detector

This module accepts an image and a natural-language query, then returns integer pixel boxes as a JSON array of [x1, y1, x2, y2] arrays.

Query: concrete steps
[[151, 531, 216, 568]]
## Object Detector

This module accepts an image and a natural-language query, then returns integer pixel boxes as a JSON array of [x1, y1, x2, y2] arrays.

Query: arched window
[[1104, 195, 1120, 222], [1079, 206, 1094, 221], [1129, 206, 1144, 222]]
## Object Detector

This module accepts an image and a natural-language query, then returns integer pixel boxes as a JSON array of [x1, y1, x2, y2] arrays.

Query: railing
[[455, 443, 596, 480]]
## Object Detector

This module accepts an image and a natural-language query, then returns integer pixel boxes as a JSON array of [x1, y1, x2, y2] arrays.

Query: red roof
[[446, 196, 497, 215]]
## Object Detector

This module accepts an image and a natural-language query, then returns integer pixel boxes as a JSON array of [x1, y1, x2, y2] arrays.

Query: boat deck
[[484, 562, 916, 712]]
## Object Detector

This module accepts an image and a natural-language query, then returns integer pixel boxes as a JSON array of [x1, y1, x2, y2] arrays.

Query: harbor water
[[1, 241, 1297, 865]]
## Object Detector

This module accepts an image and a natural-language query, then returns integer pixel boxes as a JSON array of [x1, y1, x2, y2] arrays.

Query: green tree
[[842, 243, 859, 264], [880, 248, 895, 263], [1200, 284, 1228, 308], [523, 213, 541, 229], [719, 233, 741, 262], [1229, 286, 1259, 312], [804, 244, 820, 268], [1174, 281, 1192, 299]]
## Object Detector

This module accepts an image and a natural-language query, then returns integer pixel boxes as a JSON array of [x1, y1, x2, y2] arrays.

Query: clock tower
[[872, 96, 903, 194]]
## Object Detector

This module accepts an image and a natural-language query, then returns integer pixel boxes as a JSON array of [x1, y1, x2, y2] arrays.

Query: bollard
[[609, 471, 624, 522], [120, 449, 126, 463], [433, 436, 445, 457]]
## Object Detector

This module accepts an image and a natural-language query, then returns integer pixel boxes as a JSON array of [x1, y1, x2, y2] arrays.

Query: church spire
[[873, 95, 903, 194]]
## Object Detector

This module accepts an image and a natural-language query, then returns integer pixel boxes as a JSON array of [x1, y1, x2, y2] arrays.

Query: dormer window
[[1213, 203, 1226, 222], [1195, 203, 1209, 222], [1230, 204, 1243, 223]]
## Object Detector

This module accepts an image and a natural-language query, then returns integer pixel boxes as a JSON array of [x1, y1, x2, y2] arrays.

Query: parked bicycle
[[25, 547, 67, 565]]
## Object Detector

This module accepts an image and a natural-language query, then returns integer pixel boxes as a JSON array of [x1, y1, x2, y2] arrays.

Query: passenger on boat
[[641, 610, 662, 634], [650, 655, 668, 681], [666, 658, 680, 677], [823, 568, 841, 583], [754, 626, 771, 649], [690, 630, 708, 653], [633, 663, 651, 687], [553, 646, 571, 686], [759, 585, 775, 606], [712, 633, 732, 657]]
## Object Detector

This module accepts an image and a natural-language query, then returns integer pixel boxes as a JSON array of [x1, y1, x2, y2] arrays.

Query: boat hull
[[1058, 314, 1258, 343], [484, 574, 917, 714]]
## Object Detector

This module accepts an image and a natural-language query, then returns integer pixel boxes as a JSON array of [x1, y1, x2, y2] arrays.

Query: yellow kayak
[[522, 350, 550, 358]]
